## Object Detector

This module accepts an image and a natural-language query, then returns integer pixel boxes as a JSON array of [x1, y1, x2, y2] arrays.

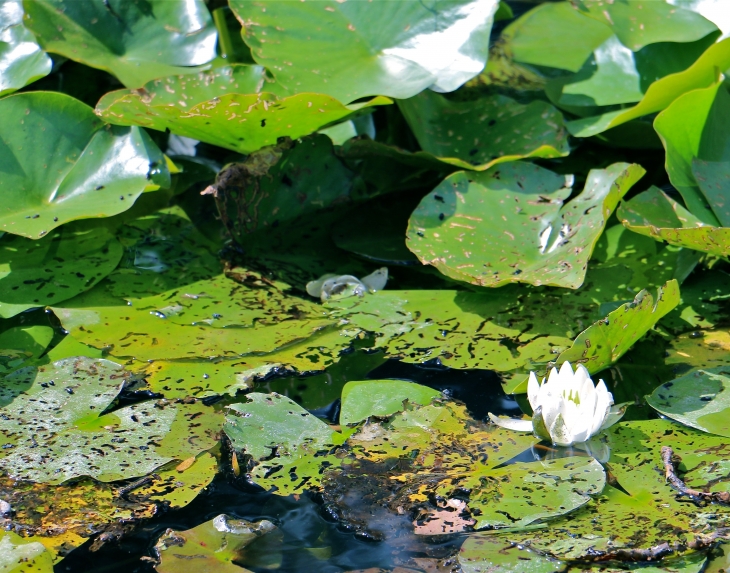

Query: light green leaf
[[397, 89, 569, 169], [0, 92, 169, 239], [0, 531, 53, 573], [0, 357, 222, 483], [406, 161, 645, 288], [23, 0, 217, 88], [647, 367, 730, 437], [0, 227, 123, 318], [0, 0, 52, 96], [96, 65, 390, 155], [459, 535, 565, 573], [229, 0, 499, 102], [557, 280, 680, 373], [340, 380, 440, 426], [0, 325, 53, 374], [567, 37, 730, 137]]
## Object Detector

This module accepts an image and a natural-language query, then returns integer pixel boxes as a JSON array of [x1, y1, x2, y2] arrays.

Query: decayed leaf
[[0, 92, 169, 239], [23, 0, 218, 88], [0, 357, 221, 483], [406, 162, 645, 288]]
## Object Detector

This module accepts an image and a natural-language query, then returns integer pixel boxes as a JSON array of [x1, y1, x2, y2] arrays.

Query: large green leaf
[[0, 226, 123, 318], [618, 186, 730, 257], [0, 0, 51, 96], [0, 92, 169, 239], [22, 0, 217, 88], [0, 325, 53, 374], [556, 280, 680, 373], [654, 81, 730, 224], [647, 367, 730, 437], [0, 357, 221, 483], [0, 531, 53, 573], [397, 90, 569, 170], [229, 0, 499, 102], [339, 380, 441, 426], [405, 161, 645, 288], [567, 37, 730, 137], [459, 535, 564, 573], [96, 65, 390, 154]]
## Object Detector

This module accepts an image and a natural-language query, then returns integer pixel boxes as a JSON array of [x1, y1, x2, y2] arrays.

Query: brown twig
[[661, 446, 730, 504]]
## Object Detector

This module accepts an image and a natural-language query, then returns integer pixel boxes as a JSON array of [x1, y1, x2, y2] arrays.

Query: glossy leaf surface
[[0, 92, 168, 239], [23, 0, 217, 87], [0, 0, 51, 96]]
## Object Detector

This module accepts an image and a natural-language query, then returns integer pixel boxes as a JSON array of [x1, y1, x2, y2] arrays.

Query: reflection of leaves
[[406, 161, 644, 288], [229, 0, 499, 102], [24, 0, 218, 88], [0, 92, 169, 239], [0, 357, 221, 483]]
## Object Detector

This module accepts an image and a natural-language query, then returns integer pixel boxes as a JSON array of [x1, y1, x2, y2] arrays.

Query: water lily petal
[[541, 393, 562, 437], [548, 410, 573, 446], [531, 405, 551, 441], [599, 402, 629, 431], [558, 361, 574, 394], [488, 413, 533, 432], [527, 371, 540, 411], [591, 379, 614, 436]]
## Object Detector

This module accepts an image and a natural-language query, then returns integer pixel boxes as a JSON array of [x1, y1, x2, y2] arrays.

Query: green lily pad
[[491, 419, 730, 560], [459, 535, 565, 573], [654, 81, 730, 224], [339, 380, 441, 426], [23, 0, 217, 88], [0, 531, 54, 573], [0, 0, 52, 96], [556, 279, 680, 373], [618, 187, 730, 258], [96, 66, 391, 155], [567, 37, 730, 137], [666, 328, 730, 375], [0, 325, 53, 374], [647, 367, 730, 437], [224, 392, 346, 495], [0, 357, 221, 483], [229, 0, 499, 102], [397, 90, 569, 169], [154, 515, 276, 573], [0, 226, 124, 318], [406, 161, 645, 288], [0, 92, 169, 239]]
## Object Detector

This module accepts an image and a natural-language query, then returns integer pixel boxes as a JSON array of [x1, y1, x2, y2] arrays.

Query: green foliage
[[0, 0, 51, 96]]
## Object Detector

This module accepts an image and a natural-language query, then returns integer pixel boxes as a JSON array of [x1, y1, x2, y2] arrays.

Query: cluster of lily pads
[[1, 0, 730, 572]]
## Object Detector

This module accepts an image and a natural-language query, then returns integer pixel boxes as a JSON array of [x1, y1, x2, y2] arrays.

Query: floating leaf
[[23, 0, 217, 88], [224, 393, 346, 495], [0, 325, 53, 374], [618, 187, 730, 258], [654, 81, 730, 223], [0, 531, 54, 573], [0, 227, 123, 318], [666, 328, 730, 374], [339, 380, 441, 426], [96, 66, 390, 155], [567, 37, 730, 137], [459, 534, 565, 573], [0, 0, 52, 96], [229, 0, 499, 102], [397, 90, 569, 169], [0, 357, 221, 483], [0, 92, 169, 239], [406, 161, 645, 288], [556, 280, 680, 373], [154, 515, 277, 573], [647, 367, 730, 437]]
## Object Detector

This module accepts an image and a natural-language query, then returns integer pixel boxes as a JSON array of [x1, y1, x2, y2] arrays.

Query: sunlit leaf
[[0, 227, 123, 318], [0, 357, 221, 483], [0, 0, 52, 96], [0, 531, 54, 573], [23, 0, 218, 88], [0, 92, 169, 239], [229, 0, 499, 102], [459, 534, 565, 573], [96, 65, 391, 155], [406, 161, 645, 288], [339, 379, 441, 426]]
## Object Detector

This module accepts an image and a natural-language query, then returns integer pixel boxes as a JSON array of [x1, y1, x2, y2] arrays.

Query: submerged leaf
[[0, 92, 169, 239], [406, 161, 644, 288]]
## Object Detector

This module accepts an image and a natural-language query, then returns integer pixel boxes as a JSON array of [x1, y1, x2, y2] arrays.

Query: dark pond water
[[55, 355, 521, 573]]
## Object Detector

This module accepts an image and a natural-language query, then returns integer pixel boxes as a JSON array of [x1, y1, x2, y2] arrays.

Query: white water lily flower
[[489, 362, 626, 446]]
